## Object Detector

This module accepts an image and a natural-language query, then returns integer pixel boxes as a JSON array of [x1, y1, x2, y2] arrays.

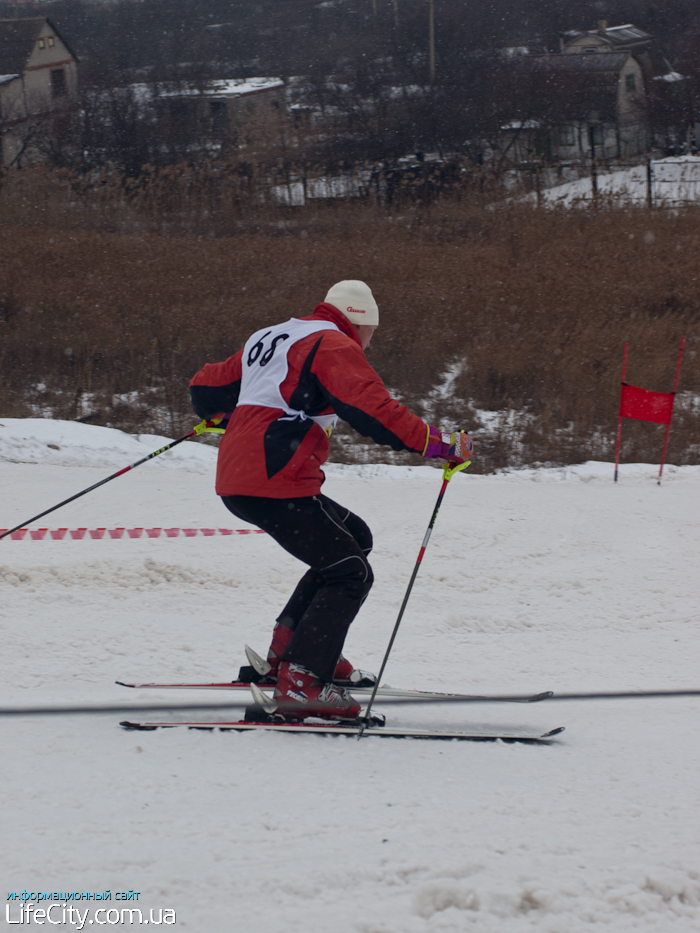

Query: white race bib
[[238, 318, 340, 432]]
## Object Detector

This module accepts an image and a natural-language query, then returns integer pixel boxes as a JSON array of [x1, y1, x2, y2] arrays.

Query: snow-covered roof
[[0, 72, 20, 85], [654, 71, 684, 83], [202, 77, 284, 98], [600, 24, 650, 44], [165, 78, 284, 99], [562, 24, 651, 46], [130, 77, 284, 104], [501, 119, 540, 131]]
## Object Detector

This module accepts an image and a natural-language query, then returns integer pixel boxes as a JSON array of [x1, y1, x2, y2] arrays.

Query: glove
[[422, 426, 474, 464], [199, 413, 231, 434]]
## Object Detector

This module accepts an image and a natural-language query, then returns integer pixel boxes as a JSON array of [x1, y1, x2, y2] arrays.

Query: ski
[[115, 680, 554, 705], [119, 719, 565, 742]]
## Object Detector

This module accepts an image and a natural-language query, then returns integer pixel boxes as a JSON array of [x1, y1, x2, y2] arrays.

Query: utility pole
[[589, 124, 598, 196], [427, 0, 435, 84], [371, 0, 377, 16], [392, 0, 399, 29]]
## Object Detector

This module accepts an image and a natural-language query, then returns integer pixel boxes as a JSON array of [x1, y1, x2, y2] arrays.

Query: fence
[[647, 157, 700, 207]]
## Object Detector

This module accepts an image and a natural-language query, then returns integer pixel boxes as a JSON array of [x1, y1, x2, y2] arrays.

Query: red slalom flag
[[614, 338, 685, 484], [619, 384, 675, 424]]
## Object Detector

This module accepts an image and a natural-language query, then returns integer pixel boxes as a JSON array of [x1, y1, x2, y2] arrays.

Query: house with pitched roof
[[559, 20, 677, 87], [498, 23, 660, 164], [506, 50, 648, 162], [559, 21, 652, 57], [0, 17, 79, 165]]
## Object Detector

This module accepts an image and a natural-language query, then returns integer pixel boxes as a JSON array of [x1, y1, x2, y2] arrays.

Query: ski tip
[[529, 691, 554, 702], [115, 681, 135, 688], [541, 726, 565, 738], [120, 720, 156, 731]]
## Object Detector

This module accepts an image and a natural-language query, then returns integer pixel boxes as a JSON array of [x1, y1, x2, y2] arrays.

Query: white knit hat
[[324, 280, 379, 326]]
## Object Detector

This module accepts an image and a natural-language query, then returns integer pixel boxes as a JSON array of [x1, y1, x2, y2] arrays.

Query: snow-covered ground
[[533, 154, 700, 207], [2, 419, 700, 932]]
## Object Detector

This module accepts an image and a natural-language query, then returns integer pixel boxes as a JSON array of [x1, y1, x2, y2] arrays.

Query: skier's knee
[[323, 553, 373, 598], [354, 558, 374, 598]]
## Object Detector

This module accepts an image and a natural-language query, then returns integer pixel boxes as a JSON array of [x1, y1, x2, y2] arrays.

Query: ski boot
[[273, 662, 361, 720], [245, 663, 385, 727], [239, 623, 377, 687]]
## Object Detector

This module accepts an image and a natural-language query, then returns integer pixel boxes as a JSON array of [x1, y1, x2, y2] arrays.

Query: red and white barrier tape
[[1, 527, 266, 541]]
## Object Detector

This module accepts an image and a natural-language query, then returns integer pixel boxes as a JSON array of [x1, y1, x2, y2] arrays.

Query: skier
[[189, 280, 472, 721]]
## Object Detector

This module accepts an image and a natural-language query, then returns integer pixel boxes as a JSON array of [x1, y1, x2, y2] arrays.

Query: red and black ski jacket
[[189, 303, 429, 498]]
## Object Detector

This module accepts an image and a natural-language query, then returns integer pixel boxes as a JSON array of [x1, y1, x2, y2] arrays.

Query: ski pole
[[0, 420, 212, 541], [359, 458, 471, 731]]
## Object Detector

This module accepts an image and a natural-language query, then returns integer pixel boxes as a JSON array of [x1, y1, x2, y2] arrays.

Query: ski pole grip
[[443, 460, 471, 481]]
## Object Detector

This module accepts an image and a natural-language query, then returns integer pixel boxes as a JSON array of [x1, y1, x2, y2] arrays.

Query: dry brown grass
[[1, 174, 699, 472]]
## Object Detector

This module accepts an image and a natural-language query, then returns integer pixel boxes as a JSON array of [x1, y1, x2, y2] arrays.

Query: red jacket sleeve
[[189, 350, 244, 419], [309, 333, 428, 454]]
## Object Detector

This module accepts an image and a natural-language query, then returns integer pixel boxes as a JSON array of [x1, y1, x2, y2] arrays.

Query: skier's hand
[[422, 426, 473, 464], [200, 413, 231, 434]]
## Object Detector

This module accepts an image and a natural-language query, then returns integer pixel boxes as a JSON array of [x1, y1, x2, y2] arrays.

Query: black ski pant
[[222, 494, 374, 683]]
